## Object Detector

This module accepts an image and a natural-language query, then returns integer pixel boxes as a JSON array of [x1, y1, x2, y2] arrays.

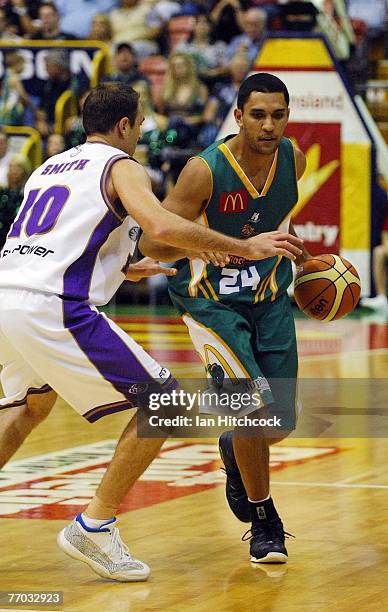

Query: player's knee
[[26, 391, 57, 426], [232, 405, 294, 441], [137, 396, 188, 437]]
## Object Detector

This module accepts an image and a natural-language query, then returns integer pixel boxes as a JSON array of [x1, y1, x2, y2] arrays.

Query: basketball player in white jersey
[[0, 83, 303, 581]]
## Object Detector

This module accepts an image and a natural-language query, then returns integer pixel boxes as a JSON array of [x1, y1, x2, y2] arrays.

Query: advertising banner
[[0, 41, 107, 97]]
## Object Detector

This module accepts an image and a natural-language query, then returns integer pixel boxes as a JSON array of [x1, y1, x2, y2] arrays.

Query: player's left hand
[[125, 257, 177, 281]]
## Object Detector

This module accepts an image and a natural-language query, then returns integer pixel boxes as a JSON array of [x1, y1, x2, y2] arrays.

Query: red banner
[[285, 122, 341, 255]]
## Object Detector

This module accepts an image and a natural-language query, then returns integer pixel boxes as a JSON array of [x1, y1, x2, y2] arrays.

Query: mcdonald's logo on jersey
[[219, 190, 249, 213]]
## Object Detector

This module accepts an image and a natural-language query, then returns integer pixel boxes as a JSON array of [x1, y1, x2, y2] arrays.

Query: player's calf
[[0, 391, 56, 468]]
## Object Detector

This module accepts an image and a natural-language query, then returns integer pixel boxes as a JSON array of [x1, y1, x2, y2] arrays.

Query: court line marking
[[337, 469, 379, 484], [272, 480, 388, 490], [299, 348, 388, 362]]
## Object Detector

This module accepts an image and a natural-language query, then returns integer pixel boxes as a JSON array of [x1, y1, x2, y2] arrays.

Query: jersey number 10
[[9, 186, 70, 238]]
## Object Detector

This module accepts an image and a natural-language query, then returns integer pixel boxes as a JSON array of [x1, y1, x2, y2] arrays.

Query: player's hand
[[186, 251, 230, 267], [125, 257, 177, 282], [246, 231, 303, 261], [201, 252, 230, 267]]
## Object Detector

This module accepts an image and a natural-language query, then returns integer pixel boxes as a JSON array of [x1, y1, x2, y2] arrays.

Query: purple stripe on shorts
[[62, 299, 177, 401], [85, 400, 135, 423], [62, 211, 120, 301]]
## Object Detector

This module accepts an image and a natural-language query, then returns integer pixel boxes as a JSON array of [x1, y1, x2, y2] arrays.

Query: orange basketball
[[294, 254, 361, 321]]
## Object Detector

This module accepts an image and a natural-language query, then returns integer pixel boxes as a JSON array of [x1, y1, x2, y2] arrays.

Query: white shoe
[[360, 295, 388, 310], [57, 514, 150, 582]]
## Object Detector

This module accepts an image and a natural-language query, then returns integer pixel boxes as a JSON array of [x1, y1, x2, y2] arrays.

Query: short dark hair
[[115, 42, 135, 55], [237, 73, 289, 109], [82, 83, 140, 135]]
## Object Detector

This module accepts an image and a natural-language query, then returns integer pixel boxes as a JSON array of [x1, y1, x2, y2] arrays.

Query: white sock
[[81, 513, 114, 529], [248, 494, 271, 503]]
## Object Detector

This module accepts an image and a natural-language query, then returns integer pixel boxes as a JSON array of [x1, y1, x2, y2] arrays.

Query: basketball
[[294, 254, 361, 321]]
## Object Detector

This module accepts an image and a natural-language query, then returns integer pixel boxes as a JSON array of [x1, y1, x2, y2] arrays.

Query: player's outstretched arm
[[125, 257, 177, 281], [139, 157, 213, 262], [112, 159, 303, 261]]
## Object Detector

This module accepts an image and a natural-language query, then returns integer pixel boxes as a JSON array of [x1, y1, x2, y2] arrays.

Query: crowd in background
[[0, 0, 386, 303]]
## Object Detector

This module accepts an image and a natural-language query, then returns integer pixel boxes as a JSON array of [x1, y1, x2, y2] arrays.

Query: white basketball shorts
[[0, 289, 177, 422]]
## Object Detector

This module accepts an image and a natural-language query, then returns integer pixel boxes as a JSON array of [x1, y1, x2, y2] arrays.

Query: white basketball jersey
[[0, 142, 140, 305]]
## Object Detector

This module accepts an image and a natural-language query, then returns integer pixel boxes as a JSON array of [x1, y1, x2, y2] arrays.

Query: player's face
[[235, 92, 289, 156]]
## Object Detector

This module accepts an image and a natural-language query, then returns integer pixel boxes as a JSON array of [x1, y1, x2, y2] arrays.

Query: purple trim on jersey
[[100, 154, 129, 221], [84, 399, 135, 423], [62, 299, 178, 411], [62, 211, 120, 301]]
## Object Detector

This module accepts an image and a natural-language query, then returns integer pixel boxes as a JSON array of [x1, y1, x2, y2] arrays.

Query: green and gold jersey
[[168, 135, 298, 305]]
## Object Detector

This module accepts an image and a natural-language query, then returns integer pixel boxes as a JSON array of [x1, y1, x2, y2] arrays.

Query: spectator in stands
[[0, 153, 30, 248], [145, 1, 181, 55], [133, 80, 168, 135], [30, 2, 78, 40], [110, 0, 160, 57], [347, 0, 387, 35], [175, 13, 228, 85], [249, 0, 281, 24], [103, 43, 149, 89], [64, 90, 89, 149], [88, 13, 113, 46], [0, 51, 31, 126], [310, 0, 354, 60], [35, 50, 76, 137], [0, 7, 20, 39], [210, 0, 243, 44], [160, 52, 208, 145], [160, 52, 208, 188], [225, 7, 267, 64], [54, 0, 117, 40], [0, 128, 12, 187], [45, 133, 65, 160], [200, 52, 250, 146], [3, 0, 38, 37], [132, 80, 168, 197]]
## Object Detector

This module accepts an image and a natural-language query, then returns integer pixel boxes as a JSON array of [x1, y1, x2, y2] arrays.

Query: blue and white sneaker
[[57, 514, 150, 582]]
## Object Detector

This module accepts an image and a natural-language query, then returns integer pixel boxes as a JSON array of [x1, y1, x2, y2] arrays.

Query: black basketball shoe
[[244, 497, 292, 563], [219, 431, 250, 523]]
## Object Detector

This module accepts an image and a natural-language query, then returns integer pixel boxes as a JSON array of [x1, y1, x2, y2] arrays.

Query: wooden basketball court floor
[[0, 307, 387, 612]]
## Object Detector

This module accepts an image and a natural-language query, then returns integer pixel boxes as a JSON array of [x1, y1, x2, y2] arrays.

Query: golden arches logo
[[289, 139, 340, 217], [223, 192, 245, 213]]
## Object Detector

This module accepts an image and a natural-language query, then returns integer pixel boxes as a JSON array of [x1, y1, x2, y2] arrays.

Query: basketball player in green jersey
[[140, 73, 311, 564]]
